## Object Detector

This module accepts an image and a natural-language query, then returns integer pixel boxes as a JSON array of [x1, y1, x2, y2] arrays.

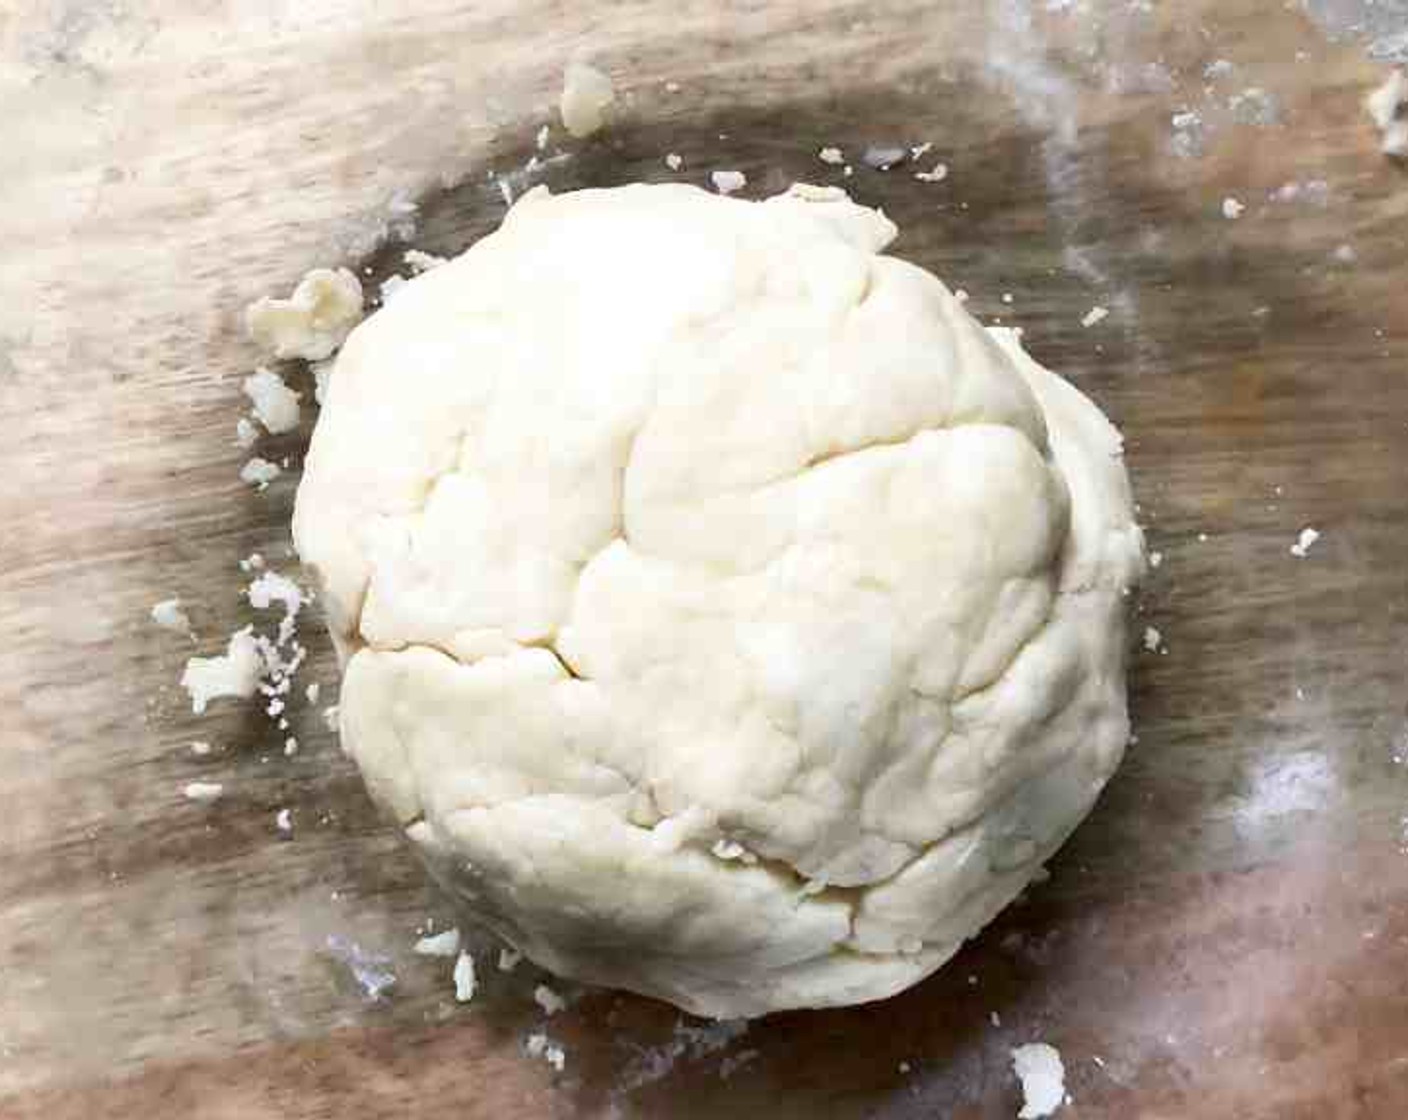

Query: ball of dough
[[293, 183, 1143, 1018]]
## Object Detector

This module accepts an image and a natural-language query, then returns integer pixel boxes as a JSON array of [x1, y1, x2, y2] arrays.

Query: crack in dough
[[294, 182, 1142, 1017]]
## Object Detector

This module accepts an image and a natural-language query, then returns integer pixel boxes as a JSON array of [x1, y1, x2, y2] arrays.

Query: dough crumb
[[235, 416, 260, 448], [453, 949, 477, 1002], [322, 704, 340, 732], [190, 740, 213, 756], [243, 368, 301, 434], [560, 60, 615, 138], [247, 570, 303, 616], [240, 457, 281, 489], [525, 1031, 567, 1072], [283, 736, 298, 756], [275, 807, 293, 833], [1142, 625, 1163, 653], [1081, 306, 1109, 328], [711, 838, 751, 861], [181, 626, 263, 714], [413, 928, 462, 957], [1149, 550, 1163, 568], [1289, 526, 1320, 558], [665, 152, 684, 171], [380, 274, 409, 304], [239, 553, 264, 573], [1221, 197, 1245, 220], [183, 781, 225, 804], [1011, 1042, 1066, 1119], [1365, 69, 1407, 157], [403, 249, 448, 274], [710, 170, 747, 195], [818, 146, 845, 165], [309, 359, 333, 407], [498, 946, 524, 972], [245, 267, 364, 361], [861, 145, 906, 170], [534, 983, 567, 1016], [914, 162, 949, 182], [150, 598, 191, 634], [305, 681, 321, 704]]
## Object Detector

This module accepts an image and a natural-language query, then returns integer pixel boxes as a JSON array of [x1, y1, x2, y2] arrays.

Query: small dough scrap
[[181, 626, 263, 714], [413, 928, 461, 957], [246, 268, 364, 361], [1365, 69, 1408, 156], [150, 598, 191, 634], [559, 61, 615, 139], [240, 457, 281, 488], [1012, 1042, 1066, 1118], [453, 949, 477, 1002], [243, 368, 301, 434], [295, 183, 1142, 1018]]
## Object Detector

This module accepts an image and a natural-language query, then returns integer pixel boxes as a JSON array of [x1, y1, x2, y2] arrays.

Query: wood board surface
[[2, 0, 1407, 1116]]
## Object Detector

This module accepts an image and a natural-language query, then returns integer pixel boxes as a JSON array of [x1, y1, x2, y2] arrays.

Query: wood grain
[[3, 0, 1407, 1116]]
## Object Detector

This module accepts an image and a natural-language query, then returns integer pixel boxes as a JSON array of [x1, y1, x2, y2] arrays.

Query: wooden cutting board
[[3, 1, 1407, 1116]]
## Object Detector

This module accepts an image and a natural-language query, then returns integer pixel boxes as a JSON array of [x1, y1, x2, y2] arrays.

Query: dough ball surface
[[294, 182, 1143, 1018]]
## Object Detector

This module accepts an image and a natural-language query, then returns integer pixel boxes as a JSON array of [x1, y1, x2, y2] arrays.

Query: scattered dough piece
[[311, 360, 334, 407], [914, 162, 949, 183], [1289, 526, 1320, 558], [276, 808, 293, 833], [235, 417, 260, 448], [818, 146, 845, 165], [294, 182, 1143, 1019], [306, 681, 321, 704], [413, 928, 462, 957], [711, 838, 753, 862], [243, 368, 301, 434], [560, 60, 615, 139], [245, 268, 364, 361], [150, 598, 191, 634], [862, 145, 906, 170], [704, 169, 749, 194], [1080, 306, 1109, 328], [1221, 197, 1245, 220], [534, 984, 567, 1015], [710, 169, 747, 194], [181, 626, 262, 714], [1365, 69, 1408, 156], [498, 946, 524, 972], [1012, 1042, 1066, 1118], [525, 1032, 566, 1071], [404, 249, 448, 273], [453, 950, 477, 1002], [1149, 550, 1163, 569], [183, 781, 225, 804], [665, 152, 684, 171], [380, 275, 409, 304], [190, 740, 213, 756], [240, 457, 281, 489], [1143, 625, 1163, 653], [247, 570, 303, 615]]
